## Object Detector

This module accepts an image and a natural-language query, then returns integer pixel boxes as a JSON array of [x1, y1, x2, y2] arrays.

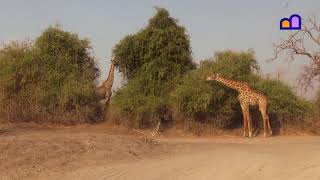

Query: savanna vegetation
[[170, 51, 311, 130], [110, 8, 195, 128], [0, 26, 102, 124], [0, 8, 319, 134]]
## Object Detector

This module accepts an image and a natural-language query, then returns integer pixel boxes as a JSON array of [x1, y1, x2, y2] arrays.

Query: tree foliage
[[171, 50, 310, 128], [113, 8, 194, 80], [0, 26, 102, 123], [249, 75, 311, 122], [314, 88, 320, 117], [111, 8, 194, 127]]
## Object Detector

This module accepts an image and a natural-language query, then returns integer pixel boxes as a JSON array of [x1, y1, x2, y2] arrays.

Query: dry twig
[[272, 16, 320, 89]]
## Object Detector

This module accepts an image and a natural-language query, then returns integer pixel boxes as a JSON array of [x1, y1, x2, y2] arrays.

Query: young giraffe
[[96, 59, 116, 104], [206, 74, 272, 138]]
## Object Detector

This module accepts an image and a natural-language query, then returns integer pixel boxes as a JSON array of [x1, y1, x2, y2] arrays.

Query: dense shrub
[[249, 76, 311, 123], [315, 89, 320, 115], [113, 8, 194, 80], [170, 50, 256, 127], [310, 88, 320, 122], [111, 8, 195, 128], [0, 26, 102, 123], [170, 50, 311, 128]]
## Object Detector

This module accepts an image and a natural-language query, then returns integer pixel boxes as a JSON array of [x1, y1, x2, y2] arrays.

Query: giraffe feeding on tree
[[206, 74, 272, 138]]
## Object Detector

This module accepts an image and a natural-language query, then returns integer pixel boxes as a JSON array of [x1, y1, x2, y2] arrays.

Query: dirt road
[[60, 137, 320, 180], [1, 124, 320, 180]]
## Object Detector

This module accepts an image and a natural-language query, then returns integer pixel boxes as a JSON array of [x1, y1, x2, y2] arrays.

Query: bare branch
[[271, 16, 320, 89]]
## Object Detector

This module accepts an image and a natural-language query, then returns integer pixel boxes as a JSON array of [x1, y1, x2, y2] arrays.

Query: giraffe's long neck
[[214, 76, 247, 92], [105, 62, 115, 88]]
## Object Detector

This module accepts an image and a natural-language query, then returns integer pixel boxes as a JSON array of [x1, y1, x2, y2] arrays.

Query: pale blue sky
[[0, 0, 319, 97]]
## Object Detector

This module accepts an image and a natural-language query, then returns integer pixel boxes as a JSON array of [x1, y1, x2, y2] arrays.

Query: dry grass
[[105, 108, 320, 137], [279, 119, 320, 135], [0, 98, 103, 125]]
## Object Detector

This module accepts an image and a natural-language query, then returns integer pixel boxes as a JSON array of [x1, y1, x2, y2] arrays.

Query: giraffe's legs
[[259, 101, 272, 137], [267, 116, 273, 136], [245, 107, 253, 138], [263, 115, 267, 137], [240, 103, 249, 137], [242, 111, 248, 137]]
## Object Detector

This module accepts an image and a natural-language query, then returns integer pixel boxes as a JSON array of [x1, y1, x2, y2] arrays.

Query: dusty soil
[[1, 123, 320, 180]]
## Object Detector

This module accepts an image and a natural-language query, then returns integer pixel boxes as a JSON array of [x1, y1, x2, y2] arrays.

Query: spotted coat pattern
[[206, 74, 272, 137], [97, 61, 116, 104]]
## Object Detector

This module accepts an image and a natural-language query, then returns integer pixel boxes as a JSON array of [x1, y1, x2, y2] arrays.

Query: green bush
[[113, 8, 194, 80], [170, 50, 311, 128], [315, 89, 320, 114], [249, 76, 311, 123], [0, 26, 102, 123], [310, 88, 320, 121], [111, 8, 194, 128], [170, 50, 257, 127]]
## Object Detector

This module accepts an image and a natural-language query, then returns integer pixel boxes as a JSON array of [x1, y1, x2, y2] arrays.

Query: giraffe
[[206, 73, 272, 138], [96, 59, 116, 105]]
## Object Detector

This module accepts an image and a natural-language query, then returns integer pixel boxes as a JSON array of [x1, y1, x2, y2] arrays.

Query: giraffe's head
[[206, 73, 220, 81], [110, 54, 119, 66], [111, 59, 117, 66]]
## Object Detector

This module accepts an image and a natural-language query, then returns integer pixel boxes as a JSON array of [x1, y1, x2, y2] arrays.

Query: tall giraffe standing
[[97, 59, 116, 105], [206, 74, 272, 138]]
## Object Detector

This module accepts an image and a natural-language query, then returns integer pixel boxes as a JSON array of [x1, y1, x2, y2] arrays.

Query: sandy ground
[[1, 124, 320, 180]]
